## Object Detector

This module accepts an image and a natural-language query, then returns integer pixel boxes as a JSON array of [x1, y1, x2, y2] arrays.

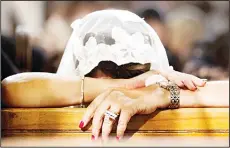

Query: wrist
[[112, 78, 143, 89], [84, 77, 127, 102], [154, 87, 171, 109]]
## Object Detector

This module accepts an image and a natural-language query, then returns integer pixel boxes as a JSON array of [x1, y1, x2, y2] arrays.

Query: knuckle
[[89, 101, 98, 110], [84, 109, 94, 118], [84, 111, 92, 119], [92, 119, 99, 126], [123, 106, 134, 115], [101, 99, 110, 106], [111, 91, 125, 97], [102, 130, 109, 136], [94, 109, 103, 119], [92, 113, 102, 124], [121, 107, 129, 113], [92, 126, 101, 133], [92, 118, 101, 127], [130, 104, 138, 113], [92, 124, 101, 130], [107, 88, 115, 92], [102, 124, 111, 132], [118, 121, 127, 126], [118, 122, 127, 131], [183, 79, 189, 83], [110, 91, 120, 98]]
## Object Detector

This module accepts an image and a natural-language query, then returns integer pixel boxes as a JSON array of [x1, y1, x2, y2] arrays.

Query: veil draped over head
[[57, 9, 172, 77]]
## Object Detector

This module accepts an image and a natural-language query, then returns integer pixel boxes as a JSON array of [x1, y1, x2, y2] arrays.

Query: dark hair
[[83, 32, 151, 79], [86, 61, 150, 79], [137, 8, 162, 22]]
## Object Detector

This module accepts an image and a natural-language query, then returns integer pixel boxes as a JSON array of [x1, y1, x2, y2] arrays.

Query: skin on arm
[[117, 82, 229, 139], [80, 80, 229, 140], [2, 72, 228, 108], [117, 80, 229, 139], [140, 80, 229, 109], [1, 72, 148, 108], [179, 81, 229, 108], [116, 80, 229, 137], [2, 72, 83, 107]]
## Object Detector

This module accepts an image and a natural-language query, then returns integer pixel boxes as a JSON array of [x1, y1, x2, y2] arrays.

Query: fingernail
[[194, 87, 197, 91], [79, 120, 84, 128], [91, 135, 95, 141], [116, 136, 121, 141]]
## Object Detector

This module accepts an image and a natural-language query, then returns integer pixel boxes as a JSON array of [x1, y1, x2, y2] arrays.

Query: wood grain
[[2, 108, 229, 137], [1, 108, 229, 147]]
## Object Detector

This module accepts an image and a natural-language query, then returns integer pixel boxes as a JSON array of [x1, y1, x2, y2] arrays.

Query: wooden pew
[[1, 108, 229, 147]]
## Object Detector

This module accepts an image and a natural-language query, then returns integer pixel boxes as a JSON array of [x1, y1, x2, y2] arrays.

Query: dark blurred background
[[1, 1, 229, 80]]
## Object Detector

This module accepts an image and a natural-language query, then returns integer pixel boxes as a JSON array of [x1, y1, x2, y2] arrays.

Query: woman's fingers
[[182, 74, 206, 90], [183, 79, 197, 91], [92, 101, 110, 140], [80, 90, 112, 129], [167, 71, 207, 90], [116, 108, 135, 140], [174, 79, 185, 88], [191, 76, 207, 87], [101, 105, 121, 141], [167, 71, 184, 88]]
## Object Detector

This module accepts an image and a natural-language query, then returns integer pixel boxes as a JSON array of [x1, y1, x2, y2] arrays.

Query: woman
[[2, 10, 228, 141]]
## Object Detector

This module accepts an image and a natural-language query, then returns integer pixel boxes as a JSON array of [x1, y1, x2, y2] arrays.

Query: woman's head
[[83, 32, 151, 79], [57, 9, 170, 77], [86, 61, 151, 79], [83, 29, 153, 79]]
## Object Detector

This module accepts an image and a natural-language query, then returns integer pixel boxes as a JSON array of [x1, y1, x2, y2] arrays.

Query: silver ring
[[104, 110, 119, 120]]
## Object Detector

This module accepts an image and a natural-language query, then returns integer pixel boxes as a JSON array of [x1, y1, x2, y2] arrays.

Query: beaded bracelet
[[156, 80, 180, 109]]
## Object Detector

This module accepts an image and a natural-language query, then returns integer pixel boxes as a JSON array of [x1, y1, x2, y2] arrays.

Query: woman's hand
[[79, 87, 170, 142], [119, 70, 207, 91], [164, 71, 207, 90]]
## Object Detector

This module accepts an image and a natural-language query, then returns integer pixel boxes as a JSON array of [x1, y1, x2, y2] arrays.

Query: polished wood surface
[[1, 108, 229, 146], [2, 108, 229, 136]]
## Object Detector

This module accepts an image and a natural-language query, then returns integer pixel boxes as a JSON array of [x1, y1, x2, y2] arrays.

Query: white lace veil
[[57, 9, 172, 77]]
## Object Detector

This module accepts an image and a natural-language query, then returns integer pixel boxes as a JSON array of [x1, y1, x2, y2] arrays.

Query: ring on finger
[[104, 110, 119, 121]]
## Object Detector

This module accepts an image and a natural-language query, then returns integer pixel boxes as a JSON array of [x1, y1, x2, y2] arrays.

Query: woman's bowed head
[[1, 9, 228, 142], [57, 9, 206, 90]]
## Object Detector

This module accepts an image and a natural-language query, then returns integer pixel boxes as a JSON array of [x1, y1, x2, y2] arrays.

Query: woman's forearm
[[156, 81, 229, 108], [2, 72, 228, 108], [2, 73, 82, 107], [180, 81, 229, 107], [1, 73, 123, 107], [1, 72, 151, 107]]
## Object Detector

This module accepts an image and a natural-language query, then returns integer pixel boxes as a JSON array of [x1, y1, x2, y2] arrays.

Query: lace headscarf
[[57, 9, 172, 77]]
